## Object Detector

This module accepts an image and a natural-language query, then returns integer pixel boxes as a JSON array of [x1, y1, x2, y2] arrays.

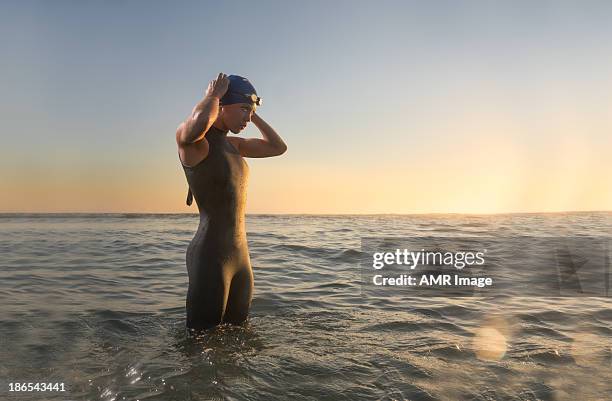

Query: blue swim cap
[[220, 75, 262, 106]]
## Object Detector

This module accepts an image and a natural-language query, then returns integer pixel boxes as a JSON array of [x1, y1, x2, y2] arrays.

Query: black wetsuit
[[180, 126, 253, 330]]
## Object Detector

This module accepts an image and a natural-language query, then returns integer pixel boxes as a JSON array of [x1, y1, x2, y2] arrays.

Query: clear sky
[[1, 1, 611, 213]]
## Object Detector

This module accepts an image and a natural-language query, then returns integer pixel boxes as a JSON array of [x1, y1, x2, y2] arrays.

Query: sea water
[[1, 213, 611, 400]]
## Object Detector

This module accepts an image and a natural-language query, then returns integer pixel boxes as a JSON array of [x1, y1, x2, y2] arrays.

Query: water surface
[[1, 213, 611, 400]]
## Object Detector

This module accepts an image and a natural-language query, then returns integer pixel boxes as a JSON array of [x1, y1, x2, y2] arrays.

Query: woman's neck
[[212, 119, 229, 133]]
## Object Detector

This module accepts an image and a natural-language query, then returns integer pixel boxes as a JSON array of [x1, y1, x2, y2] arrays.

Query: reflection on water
[[0, 213, 611, 400]]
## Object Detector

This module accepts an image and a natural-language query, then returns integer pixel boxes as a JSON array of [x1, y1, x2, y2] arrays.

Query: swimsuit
[[180, 126, 253, 329]]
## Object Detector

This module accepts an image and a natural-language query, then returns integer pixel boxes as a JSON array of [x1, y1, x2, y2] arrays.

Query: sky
[[1, 0, 611, 214]]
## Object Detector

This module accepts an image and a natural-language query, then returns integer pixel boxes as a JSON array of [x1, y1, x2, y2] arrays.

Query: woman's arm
[[231, 113, 287, 158], [176, 73, 229, 145]]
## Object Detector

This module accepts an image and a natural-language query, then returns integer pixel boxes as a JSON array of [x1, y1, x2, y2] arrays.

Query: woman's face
[[221, 103, 256, 134]]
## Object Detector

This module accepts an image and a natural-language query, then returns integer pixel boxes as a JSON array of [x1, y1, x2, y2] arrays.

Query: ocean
[[1, 213, 611, 400]]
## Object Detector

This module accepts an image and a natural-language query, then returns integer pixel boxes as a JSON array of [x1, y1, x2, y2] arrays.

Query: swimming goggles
[[231, 92, 263, 106]]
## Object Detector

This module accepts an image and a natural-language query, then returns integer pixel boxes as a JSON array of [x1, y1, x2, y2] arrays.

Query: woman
[[176, 73, 287, 330]]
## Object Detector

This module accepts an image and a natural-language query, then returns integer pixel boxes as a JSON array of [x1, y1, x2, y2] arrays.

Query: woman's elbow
[[276, 143, 287, 156]]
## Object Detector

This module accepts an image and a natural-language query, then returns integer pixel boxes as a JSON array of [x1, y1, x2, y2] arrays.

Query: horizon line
[[1, 210, 611, 217]]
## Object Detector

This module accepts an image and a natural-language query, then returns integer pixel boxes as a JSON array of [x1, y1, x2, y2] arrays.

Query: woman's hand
[[205, 72, 230, 99]]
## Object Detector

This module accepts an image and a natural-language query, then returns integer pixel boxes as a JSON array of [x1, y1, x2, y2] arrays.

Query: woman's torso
[[180, 126, 250, 250]]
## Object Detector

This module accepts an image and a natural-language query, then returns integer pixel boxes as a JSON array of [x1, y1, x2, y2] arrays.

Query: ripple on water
[[2, 213, 612, 400]]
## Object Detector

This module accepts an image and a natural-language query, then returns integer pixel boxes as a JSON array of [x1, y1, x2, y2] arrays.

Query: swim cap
[[220, 75, 262, 106]]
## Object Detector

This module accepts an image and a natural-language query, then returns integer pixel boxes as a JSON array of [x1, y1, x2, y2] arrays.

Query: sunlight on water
[[473, 327, 507, 361]]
